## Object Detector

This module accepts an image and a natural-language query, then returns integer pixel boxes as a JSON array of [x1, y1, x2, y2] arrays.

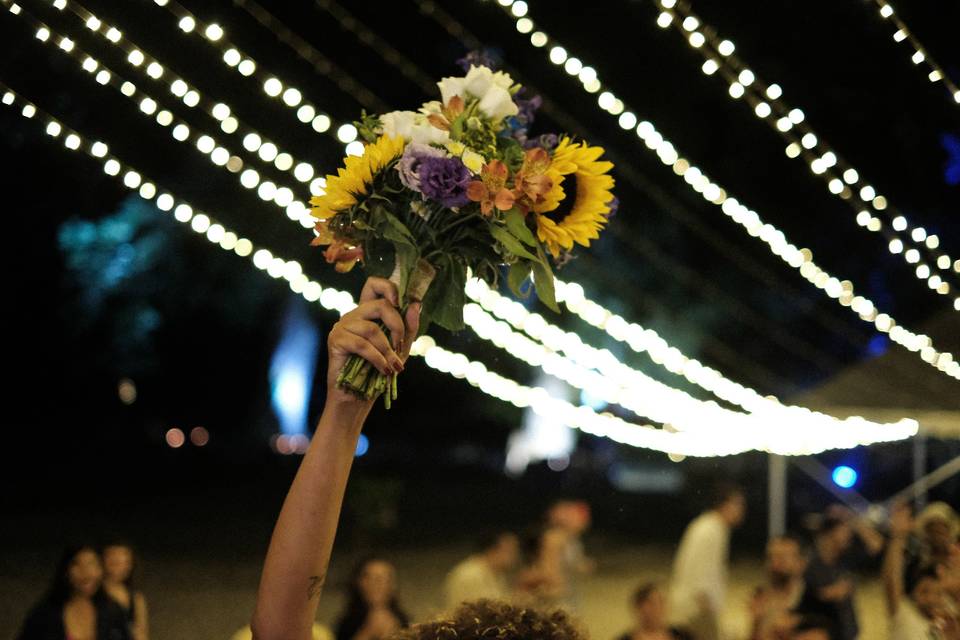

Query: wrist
[[320, 395, 373, 432]]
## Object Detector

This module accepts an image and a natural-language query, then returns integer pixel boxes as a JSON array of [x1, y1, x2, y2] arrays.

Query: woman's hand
[[326, 277, 421, 403]]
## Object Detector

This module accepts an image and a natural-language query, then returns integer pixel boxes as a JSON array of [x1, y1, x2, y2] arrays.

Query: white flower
[[436, 65, 519, 122], [437, 76, 467, 106], [380, 110, 418, 139], [381, 110, 449, 145], [477, 85, 519, 121]]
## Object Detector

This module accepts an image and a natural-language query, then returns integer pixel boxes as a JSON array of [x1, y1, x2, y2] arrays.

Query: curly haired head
[[390, 599, 586, 640]]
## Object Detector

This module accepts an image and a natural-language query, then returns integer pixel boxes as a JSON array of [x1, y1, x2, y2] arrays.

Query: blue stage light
[[832, 465, 858, 489], [355, 434, 369, 457]]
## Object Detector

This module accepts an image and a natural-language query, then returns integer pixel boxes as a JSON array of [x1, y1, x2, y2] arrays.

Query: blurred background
[[1, 0, 958, 637]]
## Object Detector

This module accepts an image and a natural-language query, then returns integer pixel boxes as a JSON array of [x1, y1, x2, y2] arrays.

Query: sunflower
[[309, 134, 406, 223], [532, 137, 615, 258]]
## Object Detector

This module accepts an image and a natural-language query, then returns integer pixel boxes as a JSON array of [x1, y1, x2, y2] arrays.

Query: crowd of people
[[15, 278, 960, 640]]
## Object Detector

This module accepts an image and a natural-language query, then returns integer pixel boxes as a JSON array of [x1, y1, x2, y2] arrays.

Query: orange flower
[[427, 96, 465, 132], [323, 240, 364, 273], [466, 160, 515, 216], [512, 148, 553, 213]]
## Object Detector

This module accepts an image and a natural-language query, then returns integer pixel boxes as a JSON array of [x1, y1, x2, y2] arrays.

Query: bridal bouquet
[[310, 62, 616, 406]]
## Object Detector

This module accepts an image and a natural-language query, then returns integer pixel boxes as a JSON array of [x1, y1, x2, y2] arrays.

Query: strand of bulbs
[[867, 0, 960, 108], [653, 0, 960, 307], [484, 0, 960, 381]]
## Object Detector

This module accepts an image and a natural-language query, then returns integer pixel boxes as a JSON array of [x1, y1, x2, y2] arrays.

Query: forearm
[[856, 521, 885, 556], [882, 536, 907, 614], [252, 400, 371, 640]]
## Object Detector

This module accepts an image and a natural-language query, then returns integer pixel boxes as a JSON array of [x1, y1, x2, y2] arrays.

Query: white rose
[[477, 85, 519, 121], [438, 76, 466, 106], [380, 111, 417, 139]]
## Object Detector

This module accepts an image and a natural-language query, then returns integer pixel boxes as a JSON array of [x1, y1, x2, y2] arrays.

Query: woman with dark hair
[[251, 277, 586, 640], [334, 557, 410, 640], [17, 545, 131, 640], [101, 543, 149, 640], [616, 583, 691, 640]]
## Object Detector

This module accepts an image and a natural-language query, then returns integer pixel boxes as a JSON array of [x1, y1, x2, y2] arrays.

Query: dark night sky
[[1, 0, 959, 522]]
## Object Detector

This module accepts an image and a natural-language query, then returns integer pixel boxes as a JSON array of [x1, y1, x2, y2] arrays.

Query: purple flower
[[607, 196, 620, 219], [397, 143, 445, 192], [457, 49, 501, 73], [523, 133, 559, 151], [418, 156, 472, 208], [514, 92, 542, 126]]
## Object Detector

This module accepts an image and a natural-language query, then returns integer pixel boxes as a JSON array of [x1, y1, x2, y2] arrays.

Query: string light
[[483, 0, 960, 382], [136, 0, 358, 142], [866, 0, 960, 107], [9, 0, 343, 192], [651, 0, 959, 300]]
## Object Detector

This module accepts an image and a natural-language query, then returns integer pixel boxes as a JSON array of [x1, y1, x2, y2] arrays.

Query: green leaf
[[490, 224, 538, 261], [378, 209, 419, 301], [507, 261, 533, 299], [504, 208, 537, 247], [531, 246, 559, 312], [421, 254, 467, 332]]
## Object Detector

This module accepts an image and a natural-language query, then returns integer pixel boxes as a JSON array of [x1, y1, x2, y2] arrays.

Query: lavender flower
[[396, 143, 445, 192], [457, 49, 501, 73], [514, 92, 542, 127], [523, 133, 560, 151], [418, 156, 472, 208]]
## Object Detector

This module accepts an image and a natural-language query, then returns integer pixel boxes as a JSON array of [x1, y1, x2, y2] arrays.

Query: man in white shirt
[[444, 532, 519, 611], [668, 484, 746, 640]]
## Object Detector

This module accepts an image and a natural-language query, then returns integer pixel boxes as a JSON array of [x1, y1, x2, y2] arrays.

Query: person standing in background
[[101, 542, 149, 640], [444, 532, 519, 610], [795, 508, 883, 640], [667, 484, 746, 640], [749, 535, 808, 640], [334, 556, 410, 640]]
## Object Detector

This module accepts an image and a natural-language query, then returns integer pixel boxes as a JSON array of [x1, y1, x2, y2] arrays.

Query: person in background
[[616, 582, 691, 640], [101, 542, 149, 640], [883, 502, 958, 640], [251, 277, 586, 640], [444, 532, 519, 610], [517, 500, 595, 610], [334, 556, 410, 640], [667, 483, 746, 640], [795, 507, 883, 640], [17, 544, 131, 640], [748, 535, 808, 640], [906, 502, 960, 580]]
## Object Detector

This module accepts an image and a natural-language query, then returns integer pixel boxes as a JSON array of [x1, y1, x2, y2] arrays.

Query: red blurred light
[[190, 426, 210, 447], [165, 428, 185, 448]]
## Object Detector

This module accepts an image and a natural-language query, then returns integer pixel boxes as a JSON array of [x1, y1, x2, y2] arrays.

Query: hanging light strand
[[866, 0, 960, 107], [652, 0, 960, 304], [478, 0, 960, 381]]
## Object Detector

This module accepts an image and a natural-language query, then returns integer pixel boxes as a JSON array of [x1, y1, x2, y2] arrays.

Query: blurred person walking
[[667, 484, 746, 640]]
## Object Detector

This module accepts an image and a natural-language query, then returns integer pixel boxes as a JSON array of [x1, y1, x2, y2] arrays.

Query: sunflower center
[[544, 173, 577, 223]]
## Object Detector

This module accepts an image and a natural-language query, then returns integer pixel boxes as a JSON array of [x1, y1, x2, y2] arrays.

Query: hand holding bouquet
[[310, 62, 616, 406]]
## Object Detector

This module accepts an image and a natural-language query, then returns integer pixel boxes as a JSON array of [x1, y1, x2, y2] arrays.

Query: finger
[[343, 320, 403, 373], [333, 331, 391, 375], [359, 277, 398, 306], [353, 299, 405, 350], [399, 302, 421, 360]]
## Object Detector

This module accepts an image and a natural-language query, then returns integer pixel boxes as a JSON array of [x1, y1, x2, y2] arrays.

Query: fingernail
[[393, 358, 404, 373]]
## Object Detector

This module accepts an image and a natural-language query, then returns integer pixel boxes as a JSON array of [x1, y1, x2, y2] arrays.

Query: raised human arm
[[252, 278, 418, 640], [882, 502, 913, 617]]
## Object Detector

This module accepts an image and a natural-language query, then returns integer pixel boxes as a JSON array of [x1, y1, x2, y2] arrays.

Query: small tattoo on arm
[[307, 575, 326, 601]]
